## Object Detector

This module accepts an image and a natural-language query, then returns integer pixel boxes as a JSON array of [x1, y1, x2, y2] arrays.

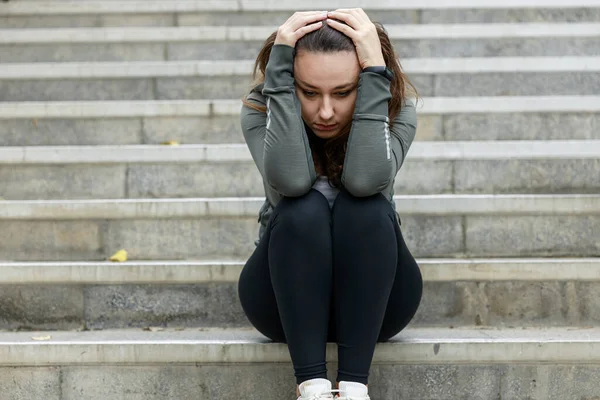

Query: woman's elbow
[[343, 176, 389, 198], [342, 165, 394, 197], [265, 173, 313, 197]]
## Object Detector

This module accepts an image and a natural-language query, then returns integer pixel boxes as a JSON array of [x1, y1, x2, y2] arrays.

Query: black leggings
[[238, 189, 423, 385]]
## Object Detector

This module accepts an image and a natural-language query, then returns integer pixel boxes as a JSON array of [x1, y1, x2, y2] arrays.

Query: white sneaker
[[335, 381, 371, 400], [297, 378, 335, 399]]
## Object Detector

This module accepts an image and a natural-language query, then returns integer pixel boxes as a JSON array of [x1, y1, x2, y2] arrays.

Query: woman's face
[[293, 50, 360, 139]]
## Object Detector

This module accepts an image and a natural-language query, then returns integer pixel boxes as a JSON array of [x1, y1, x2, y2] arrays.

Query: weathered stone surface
[[61, 365, 295, 400], [412, 282, 487, 327], [548, 365, 600, 399], [0, 286, 83, 330], [0, 220, 103, 261], [0, 367, 61, 400], [454, 159, 600, 194], [0, 44, 165, 64], [142, 116, 245, 144], [126, 162, 263, 198], [0, 119, 142, 146], [404, 75, 434, 97], [0, 165, 127, 200], [84, 283, 246, 329], [0, 79, 154, 102], [392, 38, 600, 58], [370, 364, 502, 399], [574, 282, 600, 324], [422, 8, 600, 23], [435, 72, 600, 97], [400, 216, 464, 258], [179, 10, 419, 26], [156, 76, 255, 100], [103, 218, 258, 260], [168, 42, 262, 61], [1, 363, 598, 399], [0, 15, 175, 29], [414, 115, 443, 141], [394, 160, 453, 194], [484, 281, 569, 327], [444, 113, 600, 141], [466, 215, 600, 257]]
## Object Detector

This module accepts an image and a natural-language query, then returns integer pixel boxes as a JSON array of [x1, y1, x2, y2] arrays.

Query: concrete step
[[1, 23, 599, 62], [2, 0, 600, 29], [0, 97, 598, 145], [0, 326, 599, 399], [0, 195, 598, 261], [1, 57, 599, 101], [0, 258, 598, 330], [0, 141, 598, 199]]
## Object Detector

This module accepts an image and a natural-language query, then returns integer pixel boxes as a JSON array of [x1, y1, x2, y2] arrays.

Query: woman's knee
[[272, 189, 331, 236], [332, 190, 395, 229]]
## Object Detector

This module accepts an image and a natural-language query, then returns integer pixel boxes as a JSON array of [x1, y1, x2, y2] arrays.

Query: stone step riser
[[3, 37, 600, 63], [0, 112, 599, 146], [0, 213, 598, 261], [3, 9, 600, 29], [2, 72, 599, 101], [0, 158, 598, 200], [0, 279, 597, 331], [1, 363, 597, 400], [1, 323, 600, 400]]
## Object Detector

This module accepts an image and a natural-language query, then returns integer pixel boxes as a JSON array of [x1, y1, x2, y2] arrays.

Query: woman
[[238, 9, 423, 399]]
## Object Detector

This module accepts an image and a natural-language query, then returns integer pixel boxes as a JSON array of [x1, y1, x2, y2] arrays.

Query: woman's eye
[[303, 91, 316, 97], [337, 91, 349, 96]]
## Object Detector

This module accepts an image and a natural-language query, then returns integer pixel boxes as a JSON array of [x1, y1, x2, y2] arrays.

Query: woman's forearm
[[261, 44, 317, 196]]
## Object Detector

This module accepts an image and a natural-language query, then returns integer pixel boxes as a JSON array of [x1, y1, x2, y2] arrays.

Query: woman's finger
[[292, 11, 327, 28], [332, 8, 370, 25], [327, 10, 361, 30], [326, 18, 355, 39], [297, 21, 323, 37]]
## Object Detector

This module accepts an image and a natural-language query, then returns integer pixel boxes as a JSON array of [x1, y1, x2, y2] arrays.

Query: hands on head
[[274, 9, 385, 69]]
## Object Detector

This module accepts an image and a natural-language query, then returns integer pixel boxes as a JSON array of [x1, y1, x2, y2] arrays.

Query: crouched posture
[[238, 8, 423, 399]]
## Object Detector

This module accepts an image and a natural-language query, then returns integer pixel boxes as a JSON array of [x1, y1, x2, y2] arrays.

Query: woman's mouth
[[315, 124, 338, 131]]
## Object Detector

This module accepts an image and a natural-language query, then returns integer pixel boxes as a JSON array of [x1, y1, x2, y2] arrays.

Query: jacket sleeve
[[341, 72, 417, 197], [240, 44, 317, 197]]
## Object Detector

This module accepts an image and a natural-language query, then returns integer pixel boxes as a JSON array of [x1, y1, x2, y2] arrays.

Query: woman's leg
[[377, 218, 423, 342], [330, 190, 399, 385], [238, 189, 334, 385]]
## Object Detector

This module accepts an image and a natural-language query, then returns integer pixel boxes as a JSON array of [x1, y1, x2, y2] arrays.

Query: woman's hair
[[242, 20, 419, 188]]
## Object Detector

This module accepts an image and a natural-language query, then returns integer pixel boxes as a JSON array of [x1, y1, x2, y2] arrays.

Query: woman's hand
[[326, 8, 386, 69], [274, 11, 329, 48]]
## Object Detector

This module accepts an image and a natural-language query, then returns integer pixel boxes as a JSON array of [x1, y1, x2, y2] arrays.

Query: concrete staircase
[[0, 1, 599, 399]]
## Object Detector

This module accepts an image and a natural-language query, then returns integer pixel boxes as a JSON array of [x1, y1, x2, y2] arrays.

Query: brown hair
[[242, 20, 418, 188]]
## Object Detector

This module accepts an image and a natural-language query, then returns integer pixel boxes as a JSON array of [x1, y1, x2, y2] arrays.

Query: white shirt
[[311, 176, 340, 208]]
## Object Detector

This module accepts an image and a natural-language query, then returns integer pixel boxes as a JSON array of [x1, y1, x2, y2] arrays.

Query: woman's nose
[[319, 99, 334, 120]]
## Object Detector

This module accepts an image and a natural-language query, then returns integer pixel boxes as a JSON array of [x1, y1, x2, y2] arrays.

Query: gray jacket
[[240, 44, 417, 245]]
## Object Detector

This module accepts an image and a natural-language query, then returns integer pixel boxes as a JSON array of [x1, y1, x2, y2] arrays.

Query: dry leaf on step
[[31, 336, 52, 341], [143, 327, 165, 332], [109, 249, 128, 262], [160, 140, 180, 146]]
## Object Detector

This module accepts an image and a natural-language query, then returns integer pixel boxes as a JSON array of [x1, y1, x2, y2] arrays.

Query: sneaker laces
[[332, 389, 371, 400], [300, 391, 335, 400]]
